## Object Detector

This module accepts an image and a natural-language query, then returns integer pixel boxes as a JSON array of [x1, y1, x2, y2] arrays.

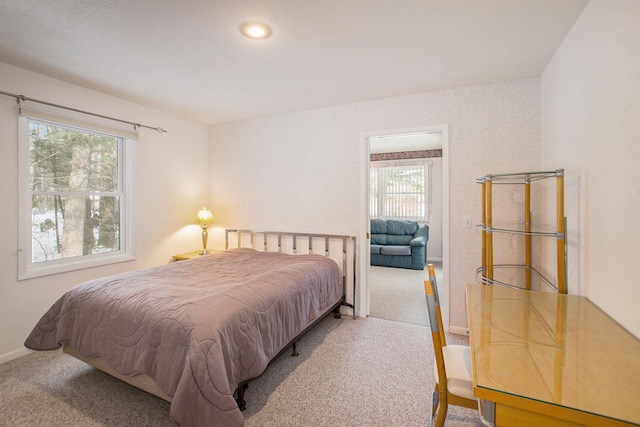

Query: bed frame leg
[[291, 342, 299, 357], [332, 305, 342, 319], [234, 382, 248, 411]]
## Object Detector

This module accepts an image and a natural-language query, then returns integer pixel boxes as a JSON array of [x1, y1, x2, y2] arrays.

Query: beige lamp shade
[[196, 207, 213, 224]]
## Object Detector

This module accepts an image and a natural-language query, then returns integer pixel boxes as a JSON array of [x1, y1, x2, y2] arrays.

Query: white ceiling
[[0, 0, 588, 125]]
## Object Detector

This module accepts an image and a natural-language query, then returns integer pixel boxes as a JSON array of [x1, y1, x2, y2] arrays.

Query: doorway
[[362, 125, 449, 328]]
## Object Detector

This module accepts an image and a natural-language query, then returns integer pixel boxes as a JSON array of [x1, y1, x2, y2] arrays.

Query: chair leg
[[434, 393, 448, 427], [432, 386, 439, 415], [429, 389, 439, 427], [435, 406, 448, 427]]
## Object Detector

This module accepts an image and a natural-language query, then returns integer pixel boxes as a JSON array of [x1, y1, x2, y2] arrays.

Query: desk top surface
[[466, 283, 640, 425]]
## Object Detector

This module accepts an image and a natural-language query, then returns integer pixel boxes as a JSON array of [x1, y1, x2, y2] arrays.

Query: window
[[18, 112, 133, 279], [370, 159, 430, 222]]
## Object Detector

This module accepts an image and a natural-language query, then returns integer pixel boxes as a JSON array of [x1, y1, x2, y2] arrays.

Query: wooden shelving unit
[[476, 169, 567, 294]]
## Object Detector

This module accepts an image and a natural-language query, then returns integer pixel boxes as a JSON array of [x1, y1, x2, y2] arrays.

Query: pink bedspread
[[24, 248, 342, 426]]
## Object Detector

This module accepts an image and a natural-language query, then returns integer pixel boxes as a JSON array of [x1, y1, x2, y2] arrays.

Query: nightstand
[[171, 251, 202, 262], [171, 250, 220, 262]]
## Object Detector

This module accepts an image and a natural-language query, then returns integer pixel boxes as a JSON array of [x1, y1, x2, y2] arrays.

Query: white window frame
[[17, 109, 135, 280], [370, 158, 431, 222]]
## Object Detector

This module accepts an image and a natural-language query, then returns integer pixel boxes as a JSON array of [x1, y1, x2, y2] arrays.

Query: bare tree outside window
[[28, 120, 122, 263]]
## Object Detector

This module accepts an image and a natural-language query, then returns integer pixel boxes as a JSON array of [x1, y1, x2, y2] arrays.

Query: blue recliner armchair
[[370, 219, 429, 270]]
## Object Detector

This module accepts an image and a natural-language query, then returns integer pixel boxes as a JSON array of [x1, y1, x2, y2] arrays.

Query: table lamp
[[196, 207, 214, 254]]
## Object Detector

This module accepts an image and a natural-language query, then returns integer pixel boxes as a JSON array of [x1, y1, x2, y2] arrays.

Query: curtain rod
[[0, 89, 167, 133]]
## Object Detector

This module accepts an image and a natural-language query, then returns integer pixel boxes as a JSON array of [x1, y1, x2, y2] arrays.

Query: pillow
[[370, 219, 388, 234], [387, 220, 418, 235]]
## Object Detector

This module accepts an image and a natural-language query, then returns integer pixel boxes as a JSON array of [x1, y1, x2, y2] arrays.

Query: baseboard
[[426, 257, 443, 262], [449, 325, 469, 336], [0, 347, 33, 365]]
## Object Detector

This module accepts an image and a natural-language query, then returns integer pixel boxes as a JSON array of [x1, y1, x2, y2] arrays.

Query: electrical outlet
[[463, 217, 472, 229]]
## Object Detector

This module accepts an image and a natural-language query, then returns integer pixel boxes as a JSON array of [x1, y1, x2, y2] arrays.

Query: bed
[[24, 230, 357, 426]]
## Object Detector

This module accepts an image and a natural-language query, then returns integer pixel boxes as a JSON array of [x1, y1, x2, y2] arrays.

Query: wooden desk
[[466, 283, 640, 427]]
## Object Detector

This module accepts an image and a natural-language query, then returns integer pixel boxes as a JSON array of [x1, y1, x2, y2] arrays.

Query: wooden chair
[[424, 264, 477, 427]]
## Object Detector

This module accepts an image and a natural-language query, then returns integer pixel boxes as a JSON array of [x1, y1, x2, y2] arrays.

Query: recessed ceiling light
[[240, 22, 272, 39]]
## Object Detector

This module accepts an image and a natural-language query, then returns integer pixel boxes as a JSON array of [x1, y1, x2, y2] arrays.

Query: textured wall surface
[[541, 0, 640, 337], [209, 79, 541, 330]]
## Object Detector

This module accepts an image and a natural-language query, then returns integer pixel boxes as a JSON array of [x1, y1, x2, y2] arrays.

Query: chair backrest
[[424, 276, 448, 395], [427, 263, 446, 347]]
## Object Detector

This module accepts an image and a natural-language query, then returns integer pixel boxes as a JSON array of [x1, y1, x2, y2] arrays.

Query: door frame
[[359, 124, 450, 330]]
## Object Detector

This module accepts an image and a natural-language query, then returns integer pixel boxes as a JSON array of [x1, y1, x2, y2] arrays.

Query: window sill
[[18, 252, 136, 281]]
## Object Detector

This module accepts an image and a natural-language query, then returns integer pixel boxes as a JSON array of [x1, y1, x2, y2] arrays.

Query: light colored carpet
[[0, 349, 173, 426], [0, 315, 482, 426], [369, 263, 443, 326]]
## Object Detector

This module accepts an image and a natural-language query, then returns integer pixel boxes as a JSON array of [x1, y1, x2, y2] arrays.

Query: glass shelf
[[475, 265, 558, 292], [475, 169, 563, 185], [476, 224, 562, 238], [477, 169, 567, 293]]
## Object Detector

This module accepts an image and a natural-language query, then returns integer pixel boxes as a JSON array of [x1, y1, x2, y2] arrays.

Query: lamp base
[[200, 226, 209, 255]]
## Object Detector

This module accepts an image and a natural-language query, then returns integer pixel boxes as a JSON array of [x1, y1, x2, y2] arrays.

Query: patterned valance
[[370, 149, 442, 162]]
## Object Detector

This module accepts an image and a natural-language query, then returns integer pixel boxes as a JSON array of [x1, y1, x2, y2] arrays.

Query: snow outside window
[[18, 113, 134, 279]]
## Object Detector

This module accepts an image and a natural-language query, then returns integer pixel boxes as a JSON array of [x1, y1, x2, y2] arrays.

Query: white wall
[[208, 79, 540, 330], [428, 156, 443, 261], [541, 0, 640, 337], [0, 62, 210, 361]]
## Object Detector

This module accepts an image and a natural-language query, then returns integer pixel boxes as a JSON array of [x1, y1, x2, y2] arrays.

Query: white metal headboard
[[225, 229, 357, 318]]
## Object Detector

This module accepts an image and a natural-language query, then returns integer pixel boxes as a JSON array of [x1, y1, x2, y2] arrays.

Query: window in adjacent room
[[370, 159, 431, 222], [18, 112, 134, 279]]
